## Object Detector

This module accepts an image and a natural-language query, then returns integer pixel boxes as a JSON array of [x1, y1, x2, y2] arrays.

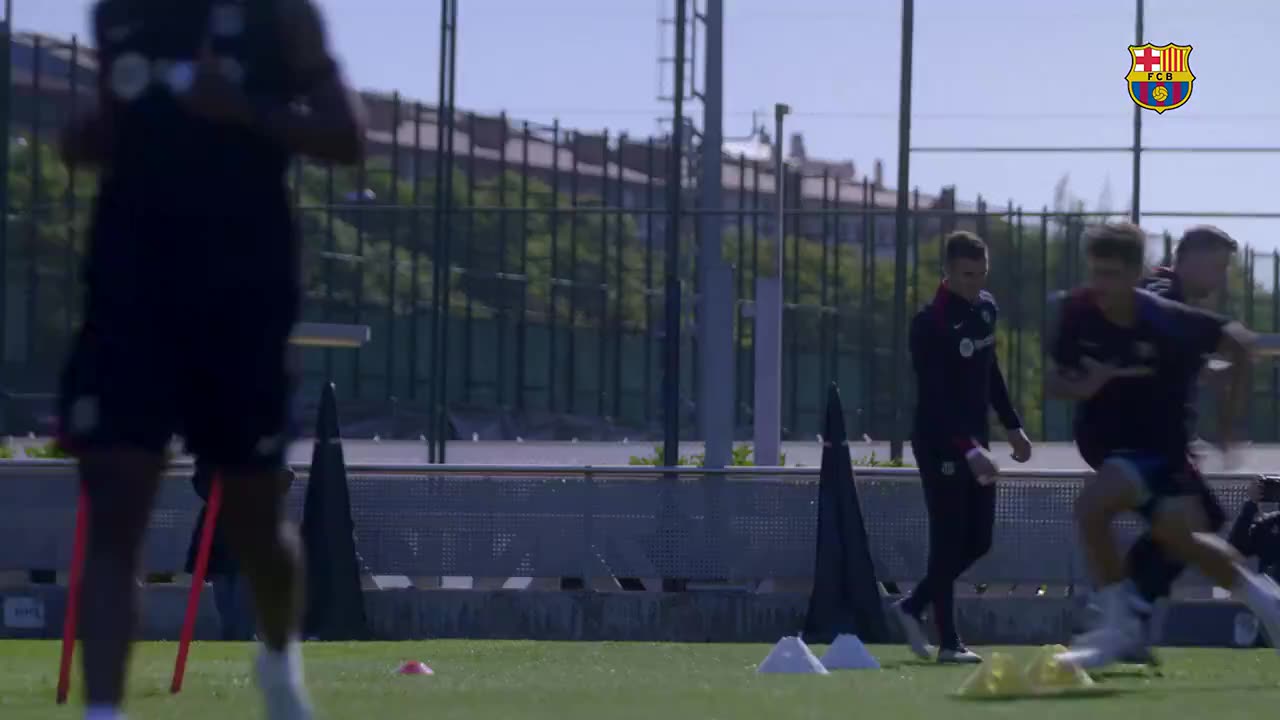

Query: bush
[[627, 443, 787, 467], [25, 440, 71, 459], [851, 451, 911, 468], [0, 445, 12, 459], [626, 444, 914, 468]]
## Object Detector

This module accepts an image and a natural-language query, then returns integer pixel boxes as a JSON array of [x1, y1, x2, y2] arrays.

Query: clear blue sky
[[15, 0, 1280, 267]]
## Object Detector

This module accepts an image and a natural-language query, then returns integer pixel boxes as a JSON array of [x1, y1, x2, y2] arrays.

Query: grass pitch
[[2, 640, 1279, 719]]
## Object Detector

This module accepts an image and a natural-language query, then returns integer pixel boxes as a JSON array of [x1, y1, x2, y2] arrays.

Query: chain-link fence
[[3, 6, 1280, 448]]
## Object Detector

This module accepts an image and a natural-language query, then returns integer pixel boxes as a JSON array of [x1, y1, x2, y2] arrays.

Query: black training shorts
[[57, 205, 299, 469], [1099, 450, 1208, 521]]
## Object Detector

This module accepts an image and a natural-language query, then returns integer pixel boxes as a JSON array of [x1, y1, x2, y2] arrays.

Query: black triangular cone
[[802, 383, 888, 643], [301, 383, 369, 640]]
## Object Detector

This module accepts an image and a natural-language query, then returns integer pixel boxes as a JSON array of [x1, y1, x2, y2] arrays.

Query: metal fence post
[[428, 0, 458, 462], [1130, 0, 1144, 225], [662, 0, 687, 468], [751, 103, 787, 467], [0, 1, 11, 366], [889, 0, 915, 461]]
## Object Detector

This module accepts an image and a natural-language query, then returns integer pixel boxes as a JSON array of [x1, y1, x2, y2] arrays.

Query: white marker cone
[[757, 636, 829, 674], [820, 634, 880, 670]]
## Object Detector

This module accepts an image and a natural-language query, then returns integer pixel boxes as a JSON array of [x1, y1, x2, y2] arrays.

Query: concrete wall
[[1, 586, 1261, 648]]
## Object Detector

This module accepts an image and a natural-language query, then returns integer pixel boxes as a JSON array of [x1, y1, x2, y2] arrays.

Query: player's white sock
[[254, 639, 313, 720], [84, 705, 125, 720]]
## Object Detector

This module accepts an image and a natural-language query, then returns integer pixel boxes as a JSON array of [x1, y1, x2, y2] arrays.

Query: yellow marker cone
[[955, 652, 1032, 699], [1025, 644, 1095, 695]]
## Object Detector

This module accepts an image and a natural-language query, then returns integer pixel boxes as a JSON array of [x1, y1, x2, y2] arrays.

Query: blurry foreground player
[[894, 231, 1033, 663], [1112, 226, 1238, 660], [186, 465, 298, 641], [57, 1, 365, 718], [1047, 223, 1280, 669]]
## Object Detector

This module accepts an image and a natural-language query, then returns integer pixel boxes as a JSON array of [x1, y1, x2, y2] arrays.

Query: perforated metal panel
[[0, 465, 1258, 586]]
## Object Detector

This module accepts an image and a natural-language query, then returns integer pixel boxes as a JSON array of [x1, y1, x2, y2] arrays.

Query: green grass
[[2, 641, 1279, 719]]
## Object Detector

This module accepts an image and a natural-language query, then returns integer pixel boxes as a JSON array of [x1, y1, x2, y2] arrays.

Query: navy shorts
[[1100, 451, 1206, 521], [57, 209, 299, 470]]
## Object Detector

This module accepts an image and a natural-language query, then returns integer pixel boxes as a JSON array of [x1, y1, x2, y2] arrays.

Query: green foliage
[[0, 445, 12, 459], [623, 444, 912, 468], [24, 440, 70, 459], [9, 135, 1277, 441], [627, 443, 787, 467], [851, 451, 911, 468]]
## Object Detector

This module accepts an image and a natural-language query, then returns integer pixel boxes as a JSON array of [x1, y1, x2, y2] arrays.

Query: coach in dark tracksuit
[[892, 231, 1033, 663]]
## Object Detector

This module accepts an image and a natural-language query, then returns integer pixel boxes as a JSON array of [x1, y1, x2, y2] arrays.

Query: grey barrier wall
[[0, 462, 1256, 588]]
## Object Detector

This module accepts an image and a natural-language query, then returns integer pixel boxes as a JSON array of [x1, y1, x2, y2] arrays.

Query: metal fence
[[4, 15, 1280, 452], [0, 461, 1258, 589]]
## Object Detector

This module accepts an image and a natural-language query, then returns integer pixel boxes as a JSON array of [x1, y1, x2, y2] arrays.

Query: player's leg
[[1119, 476, 1225, 661], [1056, 455, 1154, 669], [934, 477, 996, 663], [1147, 495, 1280, 647], [78, 451, 166, 710], [1073, 455, 1149, 587], [895, 452, 971, 659], [184, 301, 309, 719], [1126, 535, 1181, 608], [1118, 535, 1172, 662], [218, 470, 303, 650], [58, 324, 175, 715]]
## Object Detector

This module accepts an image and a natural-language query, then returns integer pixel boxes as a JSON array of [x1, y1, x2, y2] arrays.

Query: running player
[[1048, 223, 1280, 669], [1116, 226, 1238, 661], [57, 2, 365, 718]]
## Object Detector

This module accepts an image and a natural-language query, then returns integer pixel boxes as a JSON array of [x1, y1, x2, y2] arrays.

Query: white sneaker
[[1056, 583, 1146, 670], [937, 647, 983, 664], [891, 599, 935, 660], [254, 641, 314, 720], [1056, 624, 1143, 670]]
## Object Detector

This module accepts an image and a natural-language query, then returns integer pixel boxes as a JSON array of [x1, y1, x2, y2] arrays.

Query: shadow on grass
[[950, 687, 1131, 702], [1094, 666, 1163, 679], [951, 679, 1280, 704], [1148, 681, 1280, 696]]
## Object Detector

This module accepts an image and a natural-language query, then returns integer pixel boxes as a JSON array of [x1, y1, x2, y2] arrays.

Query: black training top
[[1141, 265, 1212, 437], [92, 0, 295, 220], [910, 284, 1021, 454], [1052, 287, 1227, 465]]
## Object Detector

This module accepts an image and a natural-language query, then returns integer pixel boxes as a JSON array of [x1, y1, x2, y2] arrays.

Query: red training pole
[[56, 490, 89, 705], [171, 472, 224, 694]]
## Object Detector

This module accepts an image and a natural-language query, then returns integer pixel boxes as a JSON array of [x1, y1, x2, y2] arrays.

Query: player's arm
[[1214, 323, 1254, 447], [1163, 297, 1253, 447], [1045, 302, 1090, 400], [1181, 303, 1256, 446], [988, 357, 1022, 430], [261, 0, 367, 163], [58, 3, 111, 166]]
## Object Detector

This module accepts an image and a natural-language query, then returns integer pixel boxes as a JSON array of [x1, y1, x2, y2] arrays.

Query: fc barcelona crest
[[1127, 43, 1195, 114]]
